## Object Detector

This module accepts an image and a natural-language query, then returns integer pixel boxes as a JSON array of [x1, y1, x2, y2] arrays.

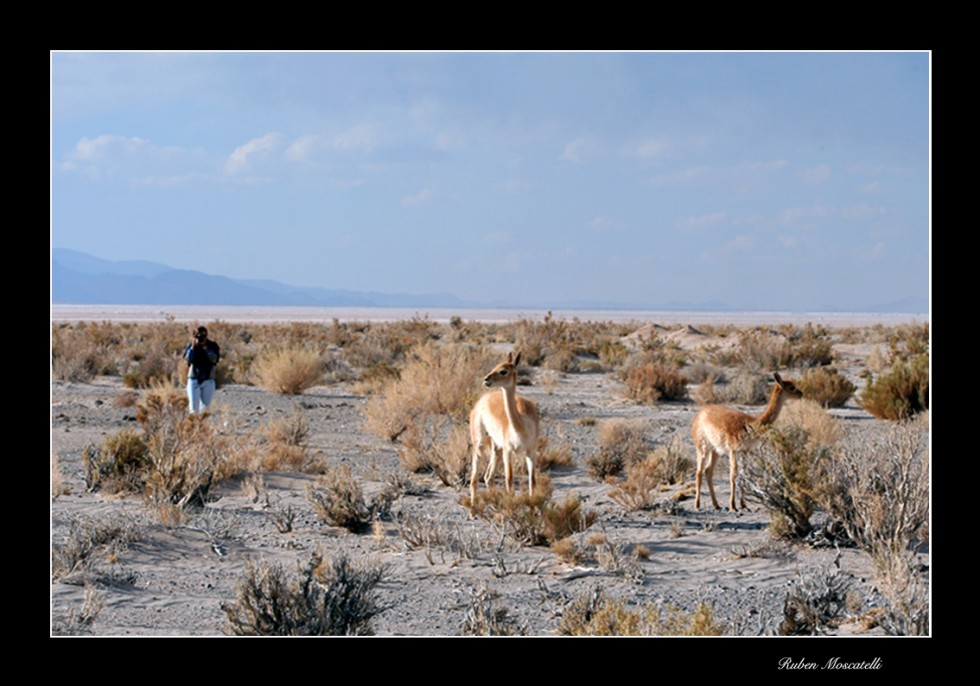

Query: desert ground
[[50, 312, 929, 639]]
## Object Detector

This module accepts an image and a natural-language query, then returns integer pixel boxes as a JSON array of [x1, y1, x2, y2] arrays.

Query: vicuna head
[[772, 372, 803, 401], [483, 352, 521, 389]]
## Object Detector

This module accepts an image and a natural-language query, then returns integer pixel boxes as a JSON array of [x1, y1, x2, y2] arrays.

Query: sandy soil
[[50, 322, 927, 639]]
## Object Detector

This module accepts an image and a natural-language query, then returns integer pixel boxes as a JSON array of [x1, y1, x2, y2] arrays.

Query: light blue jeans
[[187, 378, 216, 414]]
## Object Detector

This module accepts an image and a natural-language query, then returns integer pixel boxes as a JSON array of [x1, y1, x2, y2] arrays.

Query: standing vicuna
[[691, 372, 803, 511], [469, 352, 541, 510]]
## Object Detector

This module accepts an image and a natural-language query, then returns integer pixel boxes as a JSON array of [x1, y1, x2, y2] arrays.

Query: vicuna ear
[[513, 352, 522, 367], [505, 352, 514, 364], [773, 372, 783, 384]]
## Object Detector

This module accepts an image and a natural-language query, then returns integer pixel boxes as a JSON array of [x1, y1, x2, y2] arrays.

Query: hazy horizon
[[52, 51, 930, 313]]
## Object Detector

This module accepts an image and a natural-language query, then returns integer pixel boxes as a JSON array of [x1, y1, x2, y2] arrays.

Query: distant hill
[[51, 248, 470, 308], [51, 248, 928, 314]]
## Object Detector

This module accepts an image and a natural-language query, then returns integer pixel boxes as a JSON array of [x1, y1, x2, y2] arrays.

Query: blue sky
[[51, 51, 929, 311]]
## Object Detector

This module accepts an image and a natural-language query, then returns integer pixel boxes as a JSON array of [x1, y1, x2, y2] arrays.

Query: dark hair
[[196, 326, 208, 336]]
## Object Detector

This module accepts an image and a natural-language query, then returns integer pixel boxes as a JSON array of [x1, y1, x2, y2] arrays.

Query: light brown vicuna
[[692, 372, 802, 511], [469, 352, 540, 509]]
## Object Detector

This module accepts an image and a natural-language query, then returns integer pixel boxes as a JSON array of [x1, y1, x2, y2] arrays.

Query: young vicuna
[[691, 372, 802, 511], [469, 352, 541, 509]]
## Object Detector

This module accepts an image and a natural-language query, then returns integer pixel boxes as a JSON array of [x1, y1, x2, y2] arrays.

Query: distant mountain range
[[51, 248, 928, 313], [51, 248, 473, 308]]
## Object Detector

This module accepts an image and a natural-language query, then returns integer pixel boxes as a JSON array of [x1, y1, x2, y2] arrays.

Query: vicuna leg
[[728, 450, 746, 511], [503, 447, 514, 493], [695, 447, 721, 510], [525, 452, 535, 496], [484, 445, 501, 486]]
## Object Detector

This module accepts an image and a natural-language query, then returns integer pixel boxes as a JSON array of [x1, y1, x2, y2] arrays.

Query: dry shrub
[[307, 465, 372, 533], [859, 355, 929, 420], [559, 587, 724, 636], [260, 411, 324, 473], [123, 349, 178, 389], [816, 422, 928, 569], [649, 436, 692, 484], [222, 552, 385, 636], [874, 550, 930, 636], [536, 435, 574, 471], [82, 383, 241, 521], [780, 399, 841, 449], [363, 343, 494, 442], [786, 325, 835, 367], [736, 330, 794, 372], [622, 362, 687, 404], [551, 537, 582, 564], [252, 347, 323, 395], [799, 367, 856, 408], [743, 426, 828, 539], [696, 370, 769, 405], [82, 428, 150, 494], [684, 360, 726, 386], [52, 587, 105, 636], [779, 556, 853, 635], [469, 477, 597, 547], [460, 585, 527, 636], [586, 419, 650, 480], [51, 323, 116, 382], [52, 455, 69, 499], [51, 514, 142, 582], [608, 453, 663, 512], [396, 418, 470, 487]]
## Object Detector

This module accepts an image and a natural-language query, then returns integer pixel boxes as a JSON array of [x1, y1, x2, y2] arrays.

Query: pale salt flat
[[50, 304, 926, 327]]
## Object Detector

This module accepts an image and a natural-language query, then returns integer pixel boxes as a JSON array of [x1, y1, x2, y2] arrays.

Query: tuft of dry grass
[[799, 367, 856, 408], [307, 465, 372, 533], [460, 585, 527, 636], [608, 453, 663, 512], [780, 399, 841, 449], [468, 477, 597, 547], [859, 355, 929, 420], [363, 343, 495, 440], [558, 587, 724, 636], [622, 362, 688, 404], [252, 347, 323, 395], [259, 410, 325, 473], [743, 426, 827, 539], [222, 552, 385, 636], [586, 419, 651, 481]]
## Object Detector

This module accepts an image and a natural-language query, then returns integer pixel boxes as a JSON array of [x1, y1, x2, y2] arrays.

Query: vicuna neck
[[754, 385, 787, 427], [498, 382, 522, 429]]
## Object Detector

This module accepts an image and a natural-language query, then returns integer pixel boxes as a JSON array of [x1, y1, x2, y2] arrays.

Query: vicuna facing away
[[692, 372, 803, 511], [469, 352, 540, 510]]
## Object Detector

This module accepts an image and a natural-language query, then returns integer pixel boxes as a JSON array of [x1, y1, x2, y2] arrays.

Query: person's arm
[[207, 342, 220, 365]]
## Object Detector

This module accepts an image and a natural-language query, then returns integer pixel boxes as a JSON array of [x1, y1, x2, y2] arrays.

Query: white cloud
[[436, 131, 466, 151], [776, 205, 829, 227], [802, 163, 831, 184], [590, 216, 613, 231], [621, 138, 666, 161], [859, 241, 887, 261], [286, 134, 322, 162], [561, 137, 598, 163], [71, 134, 149, 160], [402, 188, 434, 206], [225, 133, 280, 174], [675, 211, 727, 233], [484, 231, 511, 244], [858, 181, 883, 194], [841, 203, 886, 221], [331, 124, 378, 152], [498, 179, 532, 194], [647, 167, 710, 188]]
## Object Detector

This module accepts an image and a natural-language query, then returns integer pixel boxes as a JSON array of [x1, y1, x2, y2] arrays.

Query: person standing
[[184, 326, 220, 413]]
